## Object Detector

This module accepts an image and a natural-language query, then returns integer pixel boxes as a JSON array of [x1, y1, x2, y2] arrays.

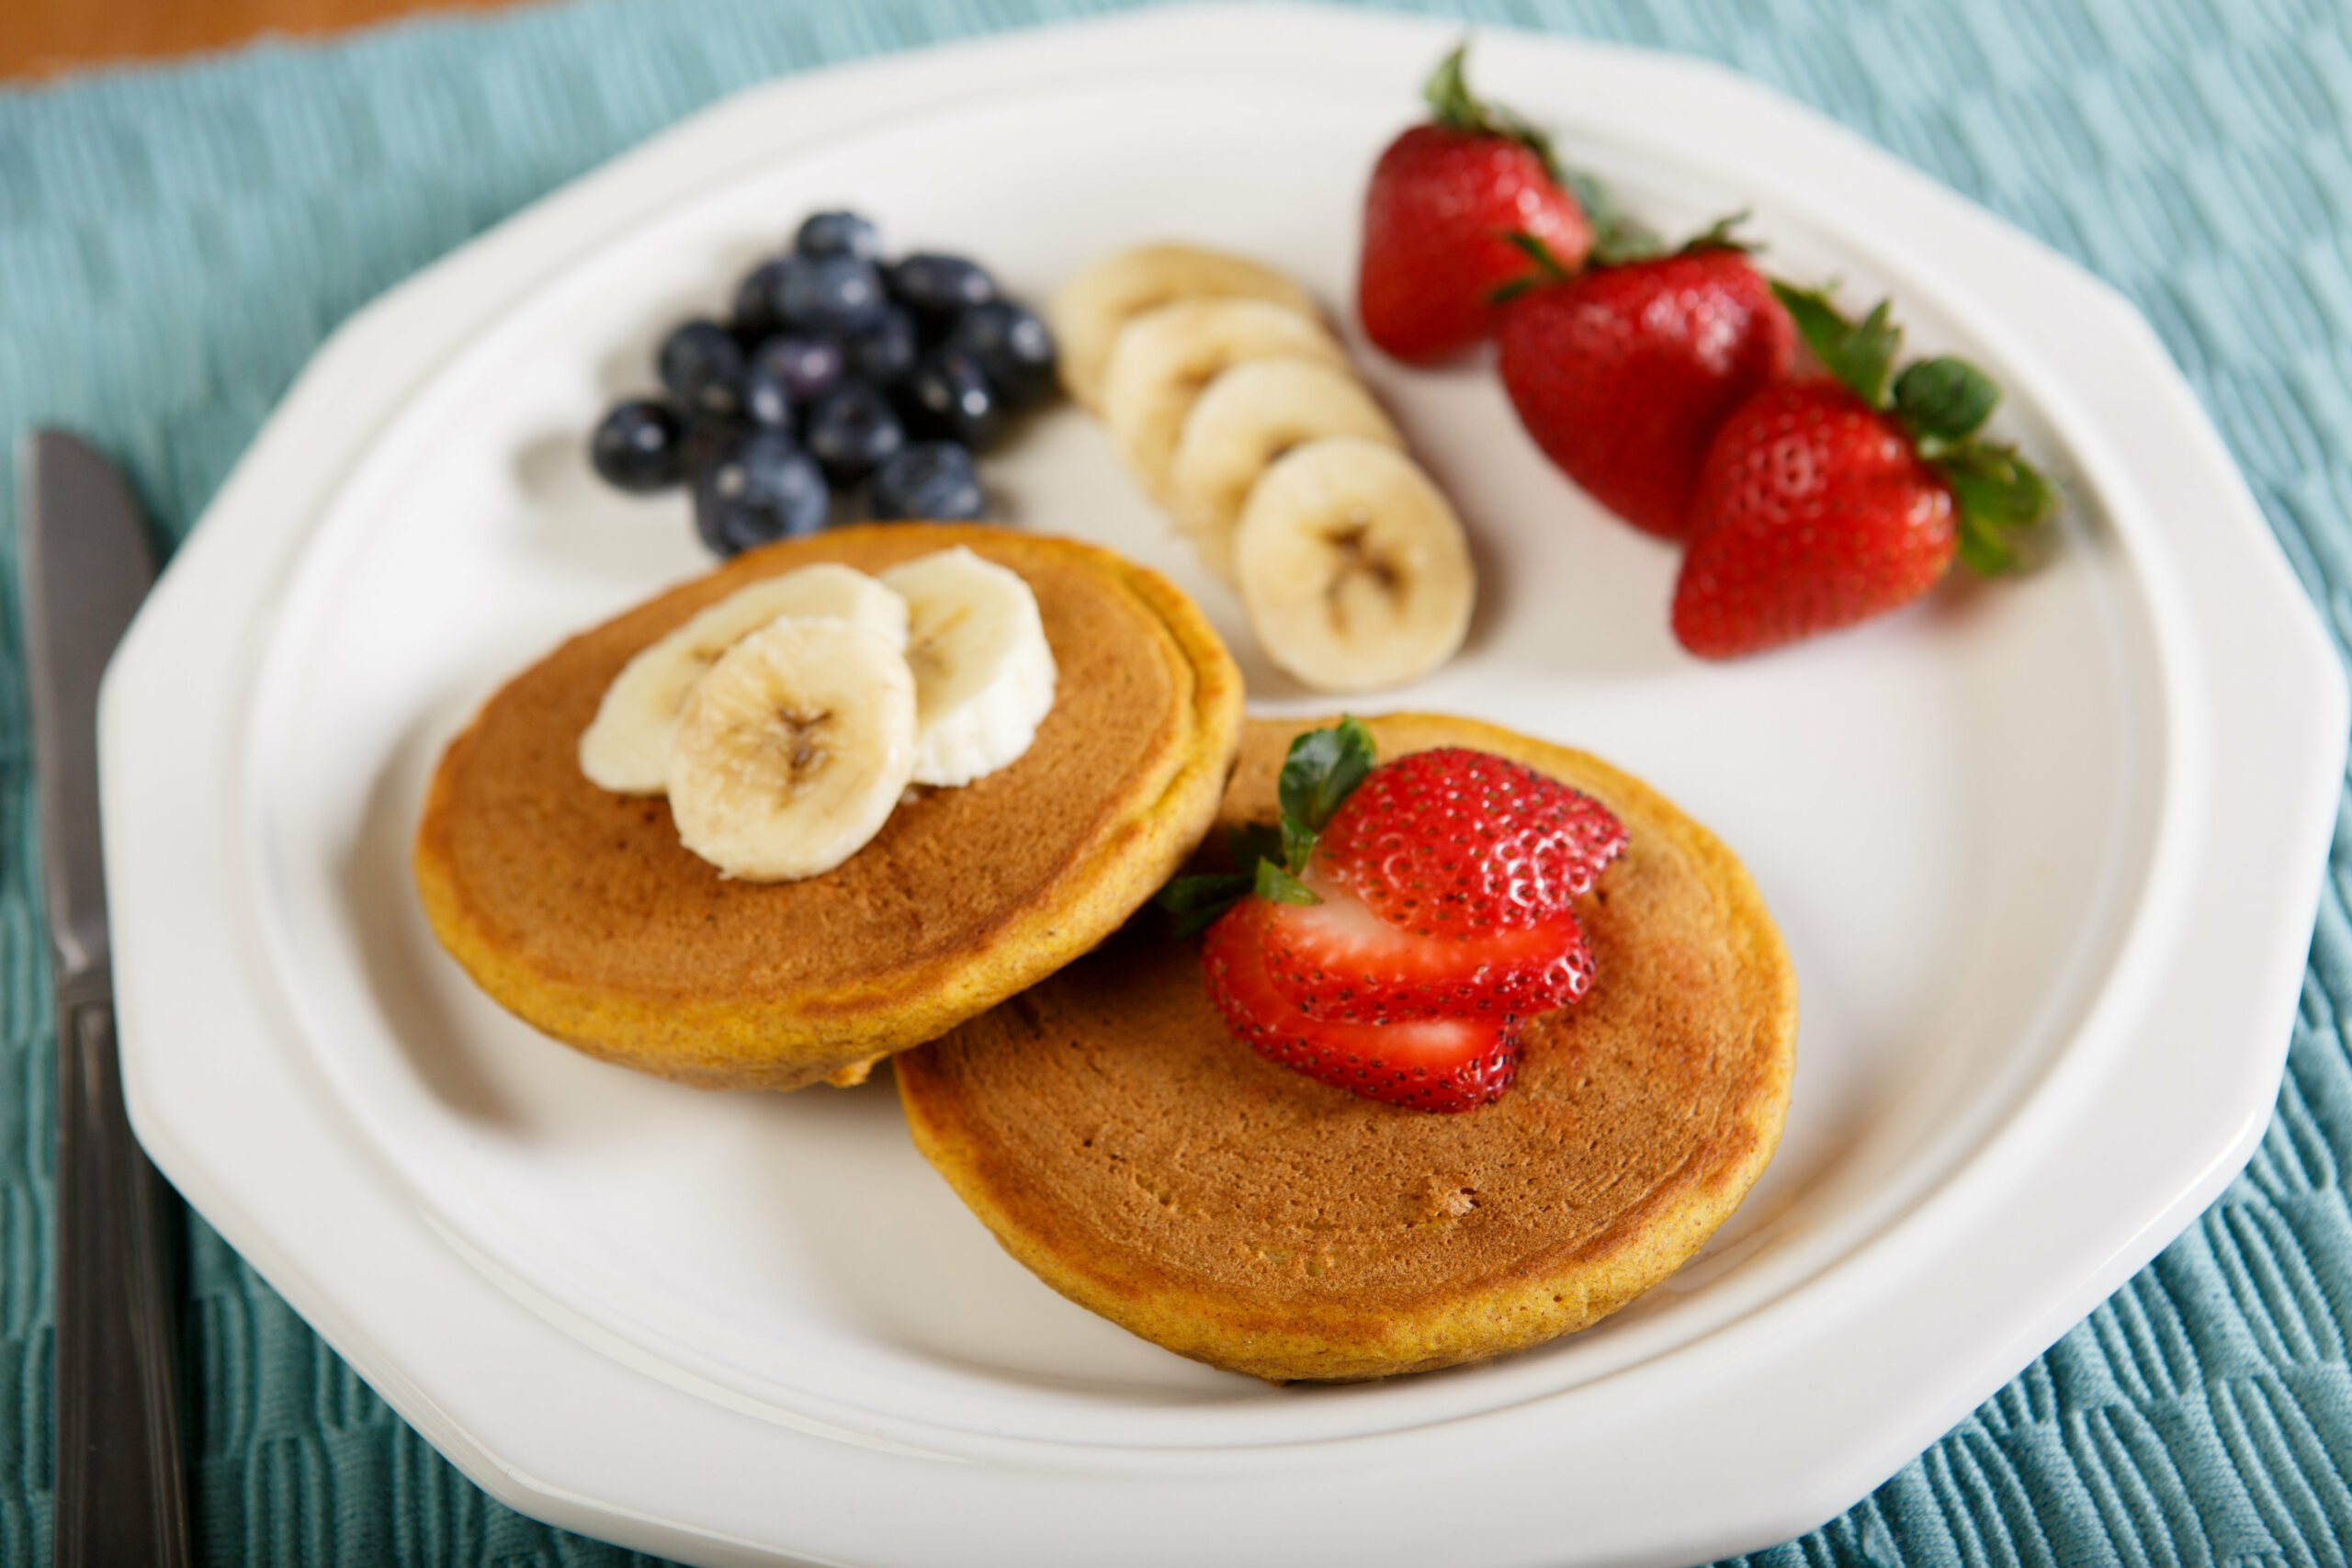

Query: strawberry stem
[[1156, 717, 1379, 937]]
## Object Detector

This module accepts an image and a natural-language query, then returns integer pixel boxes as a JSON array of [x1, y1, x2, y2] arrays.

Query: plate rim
[[102, 5, 2350, 1566]]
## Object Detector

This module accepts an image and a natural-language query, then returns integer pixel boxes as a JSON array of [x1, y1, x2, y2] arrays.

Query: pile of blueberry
[[589, 210, 1057, 557]]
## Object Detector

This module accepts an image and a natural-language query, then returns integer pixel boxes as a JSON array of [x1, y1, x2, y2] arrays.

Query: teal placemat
[[5, 0, 2350, 1562]]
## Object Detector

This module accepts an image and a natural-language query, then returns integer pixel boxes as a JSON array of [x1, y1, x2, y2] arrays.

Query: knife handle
[[54, 972, 191, 1568]]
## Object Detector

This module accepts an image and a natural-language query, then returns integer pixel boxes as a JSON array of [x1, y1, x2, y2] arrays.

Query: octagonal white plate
[[103, 6, 2346, 1566]]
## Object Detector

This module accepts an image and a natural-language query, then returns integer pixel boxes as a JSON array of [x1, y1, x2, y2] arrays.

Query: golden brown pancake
[[413, 524, 1243, 1091], [895, 712, 1795, 1382]]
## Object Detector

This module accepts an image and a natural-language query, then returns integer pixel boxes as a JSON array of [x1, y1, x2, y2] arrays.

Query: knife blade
[[21, 429, 191, 1568]]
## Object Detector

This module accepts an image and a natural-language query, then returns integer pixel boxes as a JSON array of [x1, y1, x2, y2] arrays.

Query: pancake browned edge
[[896, 712, 1796, 1382], [413, 524, 1243, 1091]]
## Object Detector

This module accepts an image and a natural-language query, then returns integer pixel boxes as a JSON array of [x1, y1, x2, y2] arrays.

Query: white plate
[[104, 6, 2346, 1565]]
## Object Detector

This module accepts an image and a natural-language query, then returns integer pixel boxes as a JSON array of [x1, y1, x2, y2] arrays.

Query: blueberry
[[775, 253, 888, 336], [803, 383, 906, 486], [658, 319, 747, 418], [729, 258, 793, 340], [842, 307, 918, 385], [741, 362, 795, 430], [887, 253, 997, 333], [743, 333, 854, 429], [693, 430, 828, 556], [589, 400, 686, 492], [682, 411, 751, 473], [896, 350, 1003, 451], [869, 442, 986, 521], [942, 300, 1058, 409], [794, 210, 884, 263], [745, 334, 846, 420]]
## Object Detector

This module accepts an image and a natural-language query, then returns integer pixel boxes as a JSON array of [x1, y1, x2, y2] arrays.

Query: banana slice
[[1050, 243, 1321, 412], [580, 564, 908, 794], [667, 616, 918, 881], [1167, 357, 1405, 584], [1230, 436, 1476, 694], [879, 547, 1057, 787], [1099, 297, 1346, 499]]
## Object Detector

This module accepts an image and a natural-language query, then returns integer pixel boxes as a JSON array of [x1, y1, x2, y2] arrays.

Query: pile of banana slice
[[1052, 243, 1475, 693], [579, 548, 1056, 880]]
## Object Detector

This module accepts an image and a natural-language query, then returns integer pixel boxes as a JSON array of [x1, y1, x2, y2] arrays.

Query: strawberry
[[1158, 719, 1622, 1113], [1312, 746, 1624, 932], [1261, 869, 1595, 1022], [1671, 285, 2058, 658], [1495, 232, 1794, 538], [1203, 898, 1521, 1113], [1357, 46, 1594, 364]]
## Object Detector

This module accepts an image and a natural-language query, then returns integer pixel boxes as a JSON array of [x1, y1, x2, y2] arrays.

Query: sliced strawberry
[[1314, 747, 1626, 933], [1261, 870, 1593, 1023], [1203, 899, 1518, 1113]]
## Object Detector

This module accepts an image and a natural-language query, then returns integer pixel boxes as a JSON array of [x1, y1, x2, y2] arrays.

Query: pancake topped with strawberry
[[896, 712, 1796, 1382]]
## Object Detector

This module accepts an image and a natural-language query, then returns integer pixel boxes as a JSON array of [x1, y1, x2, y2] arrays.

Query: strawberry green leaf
[[1156, 872, 1255, 940], [1503, 230, 1574, 278], [1228, 822, 1283, 872], [1893, 357, 1999, 444], [1567, 170, 1668, 267], [1157, 718, 1376, 938], [1423, 42, 1478, 127], [1488, 231, 1577, 304], [1255, 860, 1322, 907], [1679, 210, 1756, 255], [1771, 281, 1846, 362], [1279, 716, 1377, 838], [1836, 300, 1900, 408], [1770, 281, 1901, 407], [1935, 440, 2060, 576], [1422, 42, 1563, 184]]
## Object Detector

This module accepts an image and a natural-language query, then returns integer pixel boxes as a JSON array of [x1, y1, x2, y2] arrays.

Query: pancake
[[413, 524, 1243, 1091], [895, 712, 1795, 1382]]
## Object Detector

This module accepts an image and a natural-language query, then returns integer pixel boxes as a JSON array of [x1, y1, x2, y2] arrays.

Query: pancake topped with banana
[[413, 523, 1243, 1091]]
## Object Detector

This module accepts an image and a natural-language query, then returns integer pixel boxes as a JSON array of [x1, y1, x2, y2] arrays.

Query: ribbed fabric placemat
[[4, 0, 2349, 1562]]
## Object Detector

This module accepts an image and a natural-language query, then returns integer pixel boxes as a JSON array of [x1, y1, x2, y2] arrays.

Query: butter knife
[[21, 430, 191, 1568]]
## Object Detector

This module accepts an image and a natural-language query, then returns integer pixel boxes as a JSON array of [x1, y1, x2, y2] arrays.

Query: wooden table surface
[[6, 0, 515, 81]]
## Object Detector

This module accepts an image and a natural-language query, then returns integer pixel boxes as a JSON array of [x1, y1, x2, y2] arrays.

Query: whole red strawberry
[[1497, 236, 1794, 538], [1159, 720, 1624, 1113], [1357, 46, 1592, 364], [1672, 286, 2059, 658]]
